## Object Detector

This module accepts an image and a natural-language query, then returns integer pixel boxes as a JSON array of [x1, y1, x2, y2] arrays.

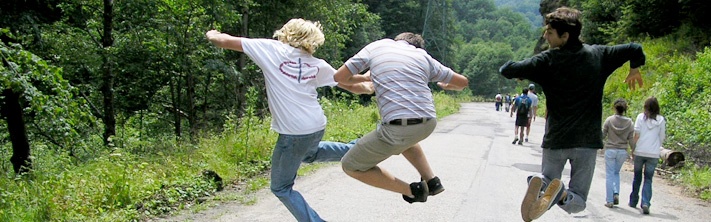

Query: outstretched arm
[[337, 70, 374, 94], [334, 65, 371, 85], [437, 73, 469, 91], [337, 82, 375, 95], [205, 30, 244, 52]]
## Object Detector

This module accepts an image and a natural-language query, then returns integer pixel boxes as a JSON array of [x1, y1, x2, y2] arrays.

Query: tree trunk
[[236, 6, 249, 117], [171, 75, 182, 137], [187, 70, 196, 139], [2, 89, 31, 174], [101, 0, 116, 145]]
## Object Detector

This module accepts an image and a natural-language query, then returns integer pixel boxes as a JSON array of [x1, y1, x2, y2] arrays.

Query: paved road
[[159, 102, 710, 222]]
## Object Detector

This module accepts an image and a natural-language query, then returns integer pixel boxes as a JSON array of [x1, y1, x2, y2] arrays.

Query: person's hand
[[205, 30, 222, 40], [362, 82, 375, 94], [437, 82, 448, 89], [625, 68, 643, 90]]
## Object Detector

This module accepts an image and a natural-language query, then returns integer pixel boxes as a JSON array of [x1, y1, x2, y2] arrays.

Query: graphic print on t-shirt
[[279, 58, 319, 83]]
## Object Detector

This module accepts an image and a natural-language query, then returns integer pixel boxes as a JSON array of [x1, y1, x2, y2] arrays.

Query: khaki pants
[[342, 119, 437, 171]]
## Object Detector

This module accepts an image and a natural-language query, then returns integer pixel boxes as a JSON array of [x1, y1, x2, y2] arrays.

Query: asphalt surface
[[157, 102, 710, 222]]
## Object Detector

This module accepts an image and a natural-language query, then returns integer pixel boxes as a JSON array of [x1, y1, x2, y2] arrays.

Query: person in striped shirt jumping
[[334, 32, 469, 204]]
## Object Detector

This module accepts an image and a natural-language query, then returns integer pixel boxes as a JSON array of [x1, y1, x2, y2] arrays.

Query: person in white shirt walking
[[525, 84, 539, 142], [629, 96, 666, 215]]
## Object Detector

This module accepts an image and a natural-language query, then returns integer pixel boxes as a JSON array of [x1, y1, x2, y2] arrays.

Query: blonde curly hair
[[273, 18, 325, 54]]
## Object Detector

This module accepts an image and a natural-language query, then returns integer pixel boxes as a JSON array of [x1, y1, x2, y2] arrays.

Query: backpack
[[516, 97, 530, 116]]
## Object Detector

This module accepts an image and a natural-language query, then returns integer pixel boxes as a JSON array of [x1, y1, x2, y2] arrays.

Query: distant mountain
[[494, 0, 542, 28]]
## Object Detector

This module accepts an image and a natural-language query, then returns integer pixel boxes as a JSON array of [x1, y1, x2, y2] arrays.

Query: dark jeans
[[630, 156, 658, 207]]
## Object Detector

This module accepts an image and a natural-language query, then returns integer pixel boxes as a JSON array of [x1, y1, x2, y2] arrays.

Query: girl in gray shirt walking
[[602, 98, 635, 208]]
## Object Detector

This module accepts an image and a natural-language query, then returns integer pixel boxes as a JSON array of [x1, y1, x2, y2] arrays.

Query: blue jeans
[[605, 149, 628, 203], [270, 130, 354, 222], [529, 148, 597, 214], [629, 156, 658, 207]]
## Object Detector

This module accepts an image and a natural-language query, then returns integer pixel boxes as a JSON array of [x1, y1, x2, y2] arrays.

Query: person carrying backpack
[[511, 88, 532, 145]]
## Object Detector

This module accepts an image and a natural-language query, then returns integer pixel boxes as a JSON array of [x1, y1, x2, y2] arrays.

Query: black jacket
[[499, 42, 645, 149]]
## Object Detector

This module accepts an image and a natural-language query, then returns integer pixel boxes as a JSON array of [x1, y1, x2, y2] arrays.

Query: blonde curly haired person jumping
[[206, 18, 373, 222]]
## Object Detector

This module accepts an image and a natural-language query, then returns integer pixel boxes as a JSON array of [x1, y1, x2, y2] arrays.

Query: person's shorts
[[515, 115, 528, 127], [341, 119, 437, 172], [527, 116, 533, 127]]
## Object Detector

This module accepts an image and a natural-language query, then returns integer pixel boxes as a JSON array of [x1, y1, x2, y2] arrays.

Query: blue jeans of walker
[[529, 148, 597, 214], [270, 130, 354, 222], [605, 149, 628, 203], [630, 156, 658, 207]]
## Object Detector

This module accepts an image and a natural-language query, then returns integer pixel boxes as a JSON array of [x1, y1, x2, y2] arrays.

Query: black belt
[[387, 118, 431, 126]]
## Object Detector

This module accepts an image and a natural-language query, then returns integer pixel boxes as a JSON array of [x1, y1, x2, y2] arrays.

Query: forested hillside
[[495, 0, 543, 28], [1, 0, 710, 220]]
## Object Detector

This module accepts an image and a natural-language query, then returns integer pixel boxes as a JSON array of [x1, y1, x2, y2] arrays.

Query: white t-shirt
[[527, 91, 539, 107], [525, 92, 538, 118], [241, 38, 337, 135]]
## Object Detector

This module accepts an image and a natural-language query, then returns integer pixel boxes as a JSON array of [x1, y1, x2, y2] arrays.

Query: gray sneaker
[[521, 177, 543, 222], [642, 205, 650, 214], [528, 179, 564, 221]]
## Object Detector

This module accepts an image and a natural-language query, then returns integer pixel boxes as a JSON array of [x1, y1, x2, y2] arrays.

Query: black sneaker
[[512, 138, 519, 144], [426, 176, 445, 196], [402, 181, 429, 204], [518, 141, 523, 145], [613, 193, 619, 205], [641, 205, 650, 214]]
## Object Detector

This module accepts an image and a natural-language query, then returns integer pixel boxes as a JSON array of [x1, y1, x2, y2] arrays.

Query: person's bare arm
[[334, 65, 370, 85], [205, 30, 244, 52], [437, 73, 469, 91], [337, 82, 374, 95]]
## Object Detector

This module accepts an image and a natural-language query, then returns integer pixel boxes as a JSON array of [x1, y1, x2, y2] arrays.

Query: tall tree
[[101, 0, 116, 145]]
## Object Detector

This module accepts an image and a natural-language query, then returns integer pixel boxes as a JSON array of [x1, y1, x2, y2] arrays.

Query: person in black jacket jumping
[[499, 7, 646, 221]]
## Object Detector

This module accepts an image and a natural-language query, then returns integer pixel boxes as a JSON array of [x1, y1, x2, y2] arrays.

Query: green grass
[[677, 165, 711, 201]]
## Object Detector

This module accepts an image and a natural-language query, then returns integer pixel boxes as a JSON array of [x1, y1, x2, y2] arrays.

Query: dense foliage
[[0, 0, 535, 159]]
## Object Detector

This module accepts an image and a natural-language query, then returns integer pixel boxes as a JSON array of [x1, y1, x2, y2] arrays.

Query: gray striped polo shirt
[[344, 39, 454, 122]]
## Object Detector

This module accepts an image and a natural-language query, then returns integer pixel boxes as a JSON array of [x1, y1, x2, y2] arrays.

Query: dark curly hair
[[545, 7, 582, 44], [613, 98, 628, 115]]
